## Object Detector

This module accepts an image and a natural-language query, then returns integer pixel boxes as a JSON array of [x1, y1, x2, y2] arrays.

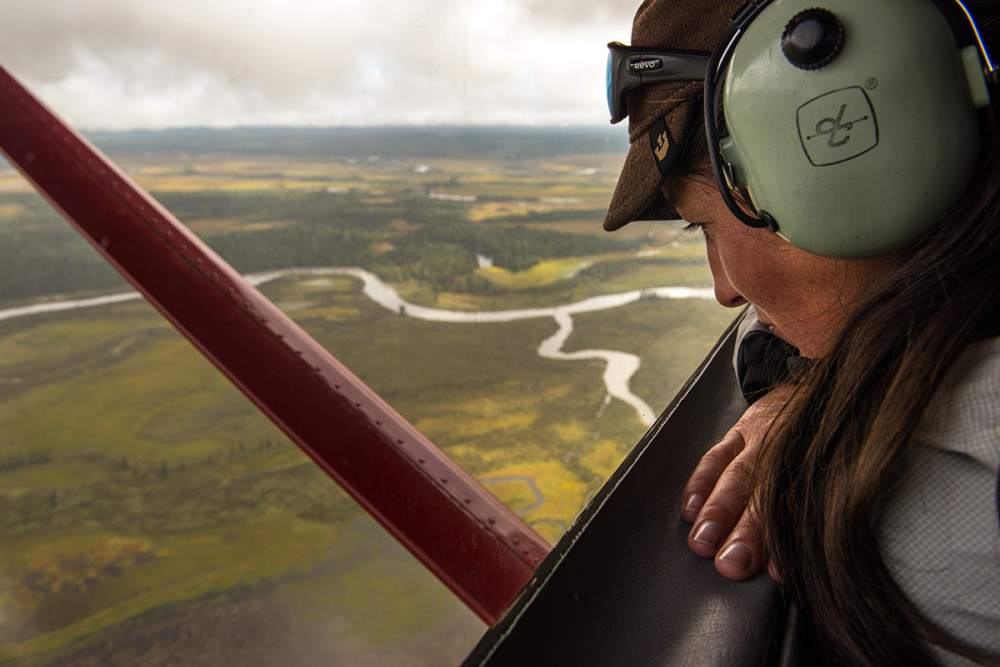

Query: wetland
[[0, 127, 734, 665]]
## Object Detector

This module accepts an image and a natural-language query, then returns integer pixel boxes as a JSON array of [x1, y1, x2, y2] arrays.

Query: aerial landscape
[[0, 127, 734, 665]]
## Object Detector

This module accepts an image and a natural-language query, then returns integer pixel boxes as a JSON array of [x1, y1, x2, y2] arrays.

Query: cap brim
[[603, 135, 668, 231], [603, 90, 700, 231]]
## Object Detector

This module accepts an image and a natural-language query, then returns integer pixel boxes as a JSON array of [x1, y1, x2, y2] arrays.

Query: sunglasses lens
[[606, 51, 616, 119]]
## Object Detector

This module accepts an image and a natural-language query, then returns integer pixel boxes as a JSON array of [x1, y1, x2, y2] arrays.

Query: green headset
[[705, 0, 997, 258]]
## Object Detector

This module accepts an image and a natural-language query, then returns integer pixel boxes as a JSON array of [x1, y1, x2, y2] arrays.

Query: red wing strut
[[0, 63, 549, 624]]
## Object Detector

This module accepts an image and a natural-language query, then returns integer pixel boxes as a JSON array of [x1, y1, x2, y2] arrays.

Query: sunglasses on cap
[[606, 42, 711, 124]]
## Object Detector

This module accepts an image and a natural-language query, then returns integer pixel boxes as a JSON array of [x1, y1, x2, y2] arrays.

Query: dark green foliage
[[0, 187, 638, 302], [0, 127, 639, 303], [0, 194, 129, 300], [406, 221, 630, 273]]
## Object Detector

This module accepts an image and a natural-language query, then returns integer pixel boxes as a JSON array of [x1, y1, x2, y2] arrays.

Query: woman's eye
[[683, 222, 708, 238]]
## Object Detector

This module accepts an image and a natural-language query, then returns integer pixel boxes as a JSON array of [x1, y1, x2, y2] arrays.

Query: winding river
[[0, 267, 714, 428]]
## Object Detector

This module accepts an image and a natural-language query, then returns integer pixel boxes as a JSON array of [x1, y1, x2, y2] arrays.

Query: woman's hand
[[681, 385, 793, 580]]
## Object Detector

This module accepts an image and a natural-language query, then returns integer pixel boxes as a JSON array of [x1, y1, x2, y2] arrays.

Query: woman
[[606, 0, 1000, 663]]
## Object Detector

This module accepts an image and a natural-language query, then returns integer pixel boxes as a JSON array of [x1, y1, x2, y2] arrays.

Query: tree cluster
[[0, 188, 636, 303]]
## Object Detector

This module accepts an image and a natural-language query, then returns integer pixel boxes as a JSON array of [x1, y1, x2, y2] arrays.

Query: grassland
[[0, 135, 731, 666]]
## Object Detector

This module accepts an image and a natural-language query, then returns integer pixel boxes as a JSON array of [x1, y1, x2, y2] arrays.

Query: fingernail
[[683, 493, 705, 515], [691, 521, 722, 550], [718, 542, 753, 571]]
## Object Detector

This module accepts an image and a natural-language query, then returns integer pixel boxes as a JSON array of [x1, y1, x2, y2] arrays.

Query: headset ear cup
[[716, 0, 990, 258]]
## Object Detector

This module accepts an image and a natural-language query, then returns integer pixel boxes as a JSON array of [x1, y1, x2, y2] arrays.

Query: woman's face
[[665, 175, 893, 358]]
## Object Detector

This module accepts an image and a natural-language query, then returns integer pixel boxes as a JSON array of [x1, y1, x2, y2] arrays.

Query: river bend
[[0, 267, 714, 428]]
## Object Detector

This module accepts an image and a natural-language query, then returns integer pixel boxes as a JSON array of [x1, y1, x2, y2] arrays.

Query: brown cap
[[603, 0, 746, 231]]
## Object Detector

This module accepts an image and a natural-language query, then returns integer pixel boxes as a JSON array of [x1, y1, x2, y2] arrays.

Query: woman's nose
[[708, 245, 746, 308]]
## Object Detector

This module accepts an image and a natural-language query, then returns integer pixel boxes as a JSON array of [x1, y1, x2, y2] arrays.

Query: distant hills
[[84, 125, 630, 160]]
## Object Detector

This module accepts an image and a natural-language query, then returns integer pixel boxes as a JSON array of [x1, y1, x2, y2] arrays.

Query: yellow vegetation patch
[[468, 201, 533, 222], [117, 157, 354, 192], [0, 512, 341, 658], [552, 420, 591, 446], [430, 292, 492, 311], [0, 176, 31, 193], [416, 412, 537, 441], [184, 218, 297, 234], [579, 440, 631, 481], [0, 203, 27, 220], [369, 241, 396, 256], [389, 218, 420, 231], [479, 460, 586, 543], [415, 396, 537, 441], [13, 538, 165, 610], [0, 319, 138, 371], [475, 257, 594, 289], [0, 464, 98, 498], [480, 480, 537, 514]]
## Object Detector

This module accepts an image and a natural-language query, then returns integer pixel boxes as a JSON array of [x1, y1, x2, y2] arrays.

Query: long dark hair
[[756, 116, 1000, 665], [678, 2, 1000, 663]]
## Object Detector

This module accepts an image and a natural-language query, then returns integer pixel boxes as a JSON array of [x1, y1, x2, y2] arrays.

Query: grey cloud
[[0, 0, 636, 129]]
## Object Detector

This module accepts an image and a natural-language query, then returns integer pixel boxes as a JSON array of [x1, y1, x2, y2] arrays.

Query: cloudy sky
[[0, 0, 637, 130]]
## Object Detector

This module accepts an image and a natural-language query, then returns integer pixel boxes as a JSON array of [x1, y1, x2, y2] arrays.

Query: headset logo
[[797, 86, 878, 166]]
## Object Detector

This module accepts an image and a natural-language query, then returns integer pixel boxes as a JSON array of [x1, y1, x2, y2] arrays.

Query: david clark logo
[[797, 86, 878, 166]]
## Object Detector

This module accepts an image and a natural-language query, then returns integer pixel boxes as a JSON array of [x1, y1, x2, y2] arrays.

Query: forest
[[0, 126, 645, 302], [0, 188, 638, 302]]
